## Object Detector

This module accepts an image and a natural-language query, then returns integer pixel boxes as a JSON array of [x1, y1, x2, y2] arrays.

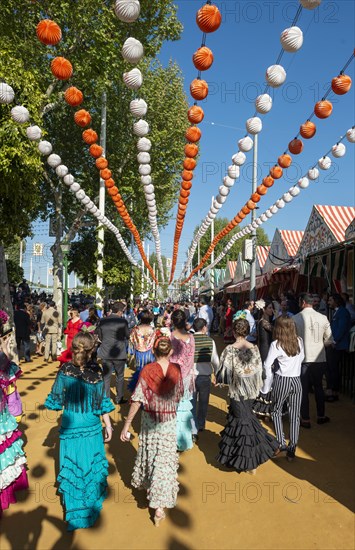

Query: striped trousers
[[272, 375, 302, 451]]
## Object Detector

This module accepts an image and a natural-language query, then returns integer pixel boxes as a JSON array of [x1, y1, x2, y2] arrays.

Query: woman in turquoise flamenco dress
[[45, 332, 114, 531]]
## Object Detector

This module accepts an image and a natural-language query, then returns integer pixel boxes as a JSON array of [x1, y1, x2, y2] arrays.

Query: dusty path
[[1, 341, 354, 550]]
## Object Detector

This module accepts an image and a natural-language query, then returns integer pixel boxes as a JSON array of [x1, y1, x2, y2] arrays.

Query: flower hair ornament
[[233, 310, 247, 321], [255, 299, 266, 311], [153, 330, 170, 350]]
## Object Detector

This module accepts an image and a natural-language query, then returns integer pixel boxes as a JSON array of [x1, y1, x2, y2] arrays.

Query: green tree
[[0, 0, 187, 308], [191, 218, 270, 269]]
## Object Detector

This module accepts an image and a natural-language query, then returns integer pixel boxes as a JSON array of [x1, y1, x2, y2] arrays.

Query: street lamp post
[[61, 241, 70, 336]]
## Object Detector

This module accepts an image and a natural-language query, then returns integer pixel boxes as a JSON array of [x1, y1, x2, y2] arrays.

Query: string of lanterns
[[181, 51, 354, 284], [179, 0, 322, 282], [202, 127, 355, 272], [118, 1, 165, 284], [168, 1, 222, 284], [0, 83, 144, 269], [32, 15, 158, 284]]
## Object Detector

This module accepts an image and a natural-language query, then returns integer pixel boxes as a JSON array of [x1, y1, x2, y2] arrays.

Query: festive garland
[[168, 1, 222, 284], [201, 127, 355, 272], [181, 51, 354, 284]]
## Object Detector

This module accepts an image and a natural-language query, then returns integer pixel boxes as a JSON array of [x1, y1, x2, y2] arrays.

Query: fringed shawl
[[45, 361, 106, 413], [170, 333, 195, 398], [132, 362, 183, 423], [216, 345, 263, 401]]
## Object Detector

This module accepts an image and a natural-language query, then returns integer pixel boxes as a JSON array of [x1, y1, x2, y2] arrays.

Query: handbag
[[6, 383, 23, 418]]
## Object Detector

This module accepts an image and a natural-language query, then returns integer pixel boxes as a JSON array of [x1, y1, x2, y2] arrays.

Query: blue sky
[[158, 0, 355, 279], [24, 0, 354, 286]]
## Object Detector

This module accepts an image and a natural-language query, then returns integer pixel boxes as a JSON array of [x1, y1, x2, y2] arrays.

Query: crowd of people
[[0, 281, 354, 530]]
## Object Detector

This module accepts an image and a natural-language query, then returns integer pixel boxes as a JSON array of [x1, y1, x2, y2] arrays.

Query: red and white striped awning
[[228, 260, 237, 279], [256, 245, 270, 268], [228, 274, 269, 294], [315, 205, 355, 243], [279, 230, 304, 257]]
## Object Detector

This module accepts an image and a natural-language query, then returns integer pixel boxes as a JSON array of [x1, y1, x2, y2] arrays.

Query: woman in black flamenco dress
[[216, 317, 278, 474]]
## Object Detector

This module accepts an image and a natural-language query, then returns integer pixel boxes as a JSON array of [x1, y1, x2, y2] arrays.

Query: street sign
[[33, 243, 44, 256]]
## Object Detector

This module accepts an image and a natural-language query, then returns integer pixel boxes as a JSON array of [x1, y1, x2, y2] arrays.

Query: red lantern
[[300, 120, 316, 139], [74, 109, 92, 128], [64, 87, 83, 107], [288, 138, 303, 155], [82, 129, 98, 145], [192, 46, 214, 71], [187, 105, 204, 124], [190, 79, 208, 100], [270, 166, 283, 179], [278, 154, 292, 168], [185, 126, 201, 143], [314, 100, 333, 119], [51, 57, 73, 80], [184, 144, 199, 158], [36, 19, 62, 45], [331, 74, 352, 95], [196, 4, 222, 33]]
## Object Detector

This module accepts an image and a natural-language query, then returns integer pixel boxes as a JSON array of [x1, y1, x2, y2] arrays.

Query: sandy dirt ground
[[1, 337, 354, 550]]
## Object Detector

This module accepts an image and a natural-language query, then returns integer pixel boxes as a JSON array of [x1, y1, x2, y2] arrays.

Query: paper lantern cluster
[[170, 2, 222, 284], [34, 16, 157, 282], [197, 130, 353, 275]]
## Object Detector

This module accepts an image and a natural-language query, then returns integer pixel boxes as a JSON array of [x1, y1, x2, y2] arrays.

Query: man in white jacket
[[293, 293, 333, 427]]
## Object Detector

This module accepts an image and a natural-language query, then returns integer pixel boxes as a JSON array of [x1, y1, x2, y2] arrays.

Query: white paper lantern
[[289, 186, 300, 197], [218, 185, 230, 197], [208, 212, 216, 219], [228, 165, 240, 179], [133, 119, 149, 137], [214, 201, 223, 209], [308, 168, 319, 180], [26, 125, 42, 141], [276, 199, 285, 209], [318, 156, 331, 170], [139, 164, 151, 176], [56, 165, 68, 178], [255, 94, 273, 114], [270, 205, 279, 214], [130, 98, 147, 117], [81, 196, 91, 206], [70, 182, 81, 193], [346, 128, 355, 143], [300, 0, 322, 9], [114, 0, 140, 22], [63, 174, 75, 186], [11, 105, 30, 124], [232, 151, 246, 166], [122, 37, 144, 63], [266, 65, 287, 88], [223, 176, 235, 188], [210, 205, 219, 214], [75, 190, 86, 201], [280, 26, 303, 52], [137, 152, 150, 164], [137, 137, 151, 151], [283, 192, 293, 203], [47, 154, 62, 168], [298, 177, 309, 189], [123, 68, 143, 90], [0, 83, 15, 104], [141, 175, 151, 185], [265, 209, 273, 218], [332, 143, 346, 158], [260, 213, 268, 222], [246, 117, 262, 135], [93, 210, 101, 218], [38, 140, 52, 155], [251, 221, 259, 229], [85, 201, 95, 210], [238, 136, 253, 152], [216, 194, 227, 204]]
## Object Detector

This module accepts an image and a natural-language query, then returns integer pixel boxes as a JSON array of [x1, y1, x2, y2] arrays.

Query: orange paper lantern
[[180, 189, 190, 199], [182, 170, 193, 181], [300, 120, 316, 139], [100, 168, 112, 180], [278, 154, 292, 168], [185, 126, 201, 143], [187, 105, 205, 124], [314, 100, 333, 119], [257, 184, 267, 195], [36, 19, 62, 45], [270, 166, 283, 179], [82, 129, 98, 145], [181, 180, 192, 190], [64, 87, 83, 107], [242, 205, 251, 215], [288, 138, 303, 155], [262, 176, 275, 188], [190, 79, 208, 100], [192, 46, 214, 71], [105, 178, 115, 188], [89, 144, 103, 158], [74, 109, 92, 128], [107, 186, 118, 196], [96, 157, 108, 170], [331, 74, 352, 95], [234, 215, 242, 224], [251, 193, 261, 203], [51, 57, 73, 80], [247, 200, 256, 210], [196, 4, 222, 33], [183, 158, 196, 170], [184, 143, 199, 158]]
